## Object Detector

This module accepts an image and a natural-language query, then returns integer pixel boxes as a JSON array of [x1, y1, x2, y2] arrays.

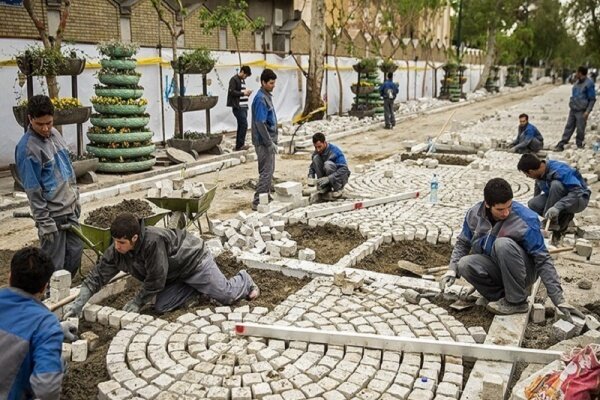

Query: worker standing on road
[[64, 213, 259, 317], [510, 113, 544, 154], [14, 95, 83, 275], [227, 65, 253, 151], [439, 178, 583, 321], [517, 153, 590, 246], [0, 247, 78, 400], [307, 132, 350, 198], [379, 72, 399, 130]]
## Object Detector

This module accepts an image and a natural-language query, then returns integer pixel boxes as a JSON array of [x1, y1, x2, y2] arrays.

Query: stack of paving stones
[[91, 277, 476, 399], [208, 211, 299, 258], [147, 178, 208, 199]]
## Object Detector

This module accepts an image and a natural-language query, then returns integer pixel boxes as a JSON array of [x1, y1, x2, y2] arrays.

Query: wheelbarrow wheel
[[167, 211, 187, 229]]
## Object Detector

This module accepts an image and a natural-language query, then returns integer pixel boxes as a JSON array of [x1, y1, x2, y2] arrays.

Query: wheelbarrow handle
[[13, 211, 32, 218]]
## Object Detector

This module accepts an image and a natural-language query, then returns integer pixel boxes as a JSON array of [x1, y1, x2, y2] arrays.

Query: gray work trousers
[[559, 109, 587, 147], [154, 252, 254, 313], [383, 99, 395, 128], [40, 212, 83, 274], [312, 157, 350, 191], [253, 144, 275, 207], [528, 180, 588, 232], [515, 138, 543, 154], [457, 237, 538, 304]]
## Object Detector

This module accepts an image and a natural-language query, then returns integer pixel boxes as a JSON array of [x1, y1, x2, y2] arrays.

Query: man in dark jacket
[[518, 153, 590, 245], [308, 132, 350, 198], [555, 66, 596, 150], [0, 247, 78, 400], [227, 65, 253, 151], [15, 95, 82, 274], [379, 72, 399, 129], [439, 178, 582, 321], [511, 113, 544, 153], [251, 69, 278, 211], [64, 213, 259, 316]]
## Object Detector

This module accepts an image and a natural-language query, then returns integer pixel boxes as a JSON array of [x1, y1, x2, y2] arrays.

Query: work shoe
[[235, 144, 250, 151], [486, 298, 528, 315], [331, 190, 344, 199], [251, 203, 258, 211], [551, 231, 564, 247], [475, 297, 489, 307], [553, 144, 564, 152]]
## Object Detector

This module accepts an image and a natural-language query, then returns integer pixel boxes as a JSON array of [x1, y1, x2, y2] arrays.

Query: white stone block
[[553, 319, 577, 340], [274, 182, 302, 196], [299, 248, 316, 261], [482, 374, 505, 400], [71, 339, 88, 362], [531, 303, 545, 324], [51, 270, 71, 289]]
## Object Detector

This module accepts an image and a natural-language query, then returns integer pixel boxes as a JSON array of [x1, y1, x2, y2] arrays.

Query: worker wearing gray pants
[[64, 213, 259, 318], [439, 178, 583, 321]]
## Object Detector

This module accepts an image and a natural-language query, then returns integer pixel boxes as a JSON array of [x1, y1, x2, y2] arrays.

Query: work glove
[[557, 302, 585, 323], [317, 176, 330, 190], [41, 231, 56, 244], [439, 270, 457, 292], [544, 207, 560, 221], [60, 321, 79, 343], [123, 299, 142, 313], [63, 285, 93, 319], [269, 143, 278, 155]]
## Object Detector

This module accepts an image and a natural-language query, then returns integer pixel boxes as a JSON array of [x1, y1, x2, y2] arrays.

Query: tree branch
[[23, 0, 50, 48], [55, 0, 72, 48]]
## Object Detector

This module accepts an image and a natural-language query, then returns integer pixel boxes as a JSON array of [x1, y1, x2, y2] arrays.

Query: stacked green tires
[[88, 41, 155, 173], [505, 66, 520, 88]]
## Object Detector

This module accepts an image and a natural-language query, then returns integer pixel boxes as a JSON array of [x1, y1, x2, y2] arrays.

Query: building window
[[219, 28, 227, 50]]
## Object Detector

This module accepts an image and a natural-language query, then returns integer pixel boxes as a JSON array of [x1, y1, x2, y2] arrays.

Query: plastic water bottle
[[593, 141, 600, 154], [430, 174, 439, 203]]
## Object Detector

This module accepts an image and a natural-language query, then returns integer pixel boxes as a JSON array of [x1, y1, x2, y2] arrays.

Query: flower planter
[[72, 158, 99, 178], [96, 157, 156, 173], [379, 65, 398, 74], [13, 106, 91, 127], [168, 95, 218, 112], [86, 144, 156, 159], [103, 46, 137, 59], [95, 87, 144, 99], [352, 64, 376, 74], [167, 134, 223, 154], [99, 73, 141, 86], [90, 115, 150, 129], [170, 61, 214, 75], [92, 103, 147, 115], [16, 56, 85, 76], [87, 131, 153, 143], [100, 59, 136, 70], [350, 85, 375, 95]]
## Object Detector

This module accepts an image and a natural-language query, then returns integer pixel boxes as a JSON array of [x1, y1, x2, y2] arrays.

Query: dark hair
[[312, 132, 326, 144], [110, 213, 141, 240], [260, 68, 277, 83], [578, 66, 588, 75], [10, 247, 55, 294], [27, 94, 54, 119], [387, 72, 393, 80], [517, 153, 542, 173], [240, 65, 251, 76], [518, 113, 528, 120], [483, 178, 513, 206]]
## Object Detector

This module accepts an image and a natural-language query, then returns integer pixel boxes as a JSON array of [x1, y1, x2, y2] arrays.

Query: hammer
[[542, 219, 551, 239]]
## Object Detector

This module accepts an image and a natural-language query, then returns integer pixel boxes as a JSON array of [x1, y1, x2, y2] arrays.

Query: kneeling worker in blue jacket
[[0, 247, 78, 400], [308, 132, 350, 198], [518, 153, 590, 246], [439, 178, 583, 320]]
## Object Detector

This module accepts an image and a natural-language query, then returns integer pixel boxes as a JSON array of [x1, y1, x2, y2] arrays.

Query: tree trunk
[[476, 1, 503, 90], [405, 60, 410, 100], [47, 73, 59, 99], [171, 36, 181, 136], [235, 37, 242, 67], [333, 47, 344, 116], [302, 0, 326, 119]]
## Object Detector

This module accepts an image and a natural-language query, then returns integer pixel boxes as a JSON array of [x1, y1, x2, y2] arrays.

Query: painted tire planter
[[87, 131, 153, 143], [99, 74, 140, 86], [13, 106, 91, 127], [95, 87, 143, 99], [100, 59, 136, 70], [86, 144, 155, 159], [16, 56, 85, 76], [167, 134, 223, 153], [168, 95, 218, 112], [92, 103, 147, 115], [104, 47, 136, 58], [350, 85, 375, 95], [380, 65, 398, 74], [96, 158, 156, 173], [90, 116, 150, 128], [352, 64, 376, 74]]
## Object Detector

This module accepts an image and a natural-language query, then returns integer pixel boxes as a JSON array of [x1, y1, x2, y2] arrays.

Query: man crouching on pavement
[[308, 132, 350, 199], [439, 178, 583, 321], [64, 213, 259, 318]]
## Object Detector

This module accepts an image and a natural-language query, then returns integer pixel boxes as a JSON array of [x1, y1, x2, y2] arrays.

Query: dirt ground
[[400, 152, 472, 166], [61, 321, 118, 399], [84, 199, 154, 228], [286, 223, 365, 264]]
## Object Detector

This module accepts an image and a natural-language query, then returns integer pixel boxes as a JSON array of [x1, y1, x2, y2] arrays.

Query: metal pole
[[203, 73, 210, 134], [456, 0, 463, 60], [157, 44, 166, 145], [178, 57, 184, 138], [72, 75, 83, 156]]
